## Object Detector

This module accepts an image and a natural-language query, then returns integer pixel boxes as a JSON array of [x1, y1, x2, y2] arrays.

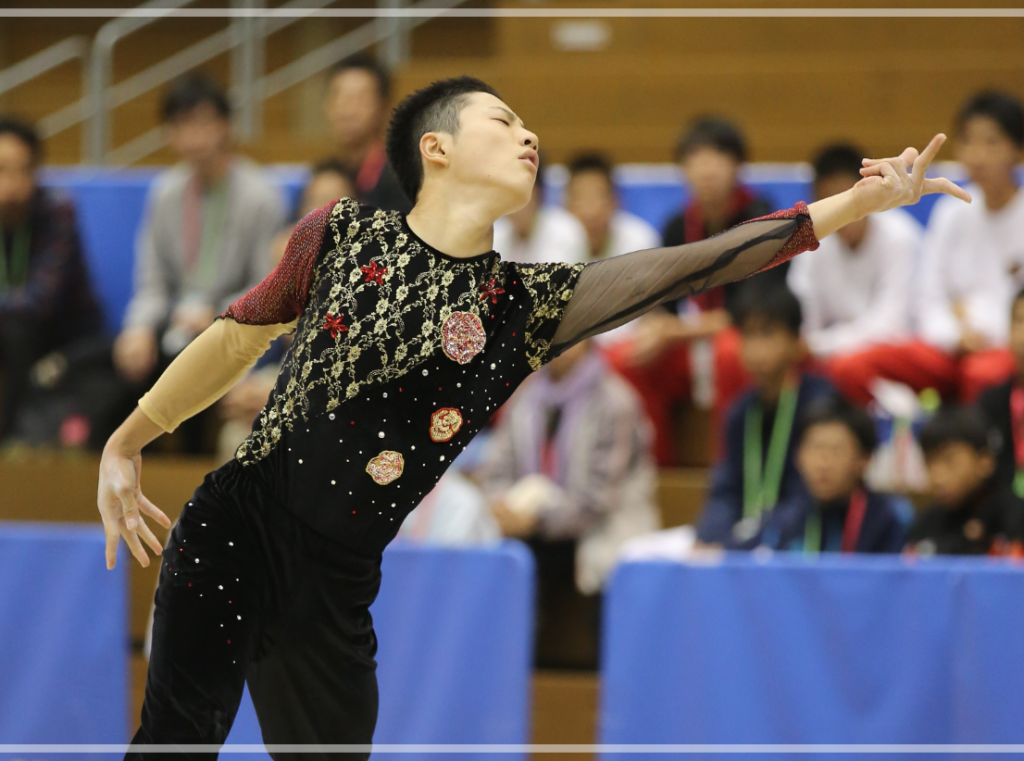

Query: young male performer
[[96, 76, 969, 754]]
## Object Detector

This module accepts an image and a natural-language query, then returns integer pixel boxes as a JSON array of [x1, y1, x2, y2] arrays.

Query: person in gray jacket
[[113, 73, 283, 450], [478, 338, 660, 668]]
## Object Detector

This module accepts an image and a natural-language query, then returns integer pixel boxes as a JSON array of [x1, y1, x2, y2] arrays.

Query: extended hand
[[854, 134, 972, 216], [97, 445, 172, 569]]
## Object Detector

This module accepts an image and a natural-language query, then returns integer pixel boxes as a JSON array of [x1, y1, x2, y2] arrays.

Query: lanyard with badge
[[1010, 385, 1024, 499], [0, 225, 31, 290], [803, 489, 868, 555], [742, 381, 798, 520]]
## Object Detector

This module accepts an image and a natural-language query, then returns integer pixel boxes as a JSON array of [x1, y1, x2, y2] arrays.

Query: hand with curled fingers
[[853, 133, 972, 216], [96, 409, 172, 569]]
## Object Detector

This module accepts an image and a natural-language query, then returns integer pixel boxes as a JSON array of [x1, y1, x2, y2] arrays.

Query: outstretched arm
[[97, 202, 335, 570], [551, 134, 969, 351]]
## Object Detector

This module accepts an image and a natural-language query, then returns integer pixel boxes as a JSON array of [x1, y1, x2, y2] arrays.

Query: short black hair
[[919, 406, 993, 456], [802, 396, 877, 455], [326, 53, 391, 102], [386, 76, 501, 203], [161, 72, 231, 123], [0, 115, 42, 164], [956, 90, 1024, 148], [675, 116, 747, 163], [734, 282, 803, 336], [812, 143, 865, 183], [567, 152, 615, 186], [309, 157, 357, 187]]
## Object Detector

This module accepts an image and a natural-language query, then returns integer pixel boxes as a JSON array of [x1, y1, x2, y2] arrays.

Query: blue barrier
[[40, 165, 951, 333], [0, 522, 127, 752], [600, 554, 1024, 758], [225, 541, 534, 760]]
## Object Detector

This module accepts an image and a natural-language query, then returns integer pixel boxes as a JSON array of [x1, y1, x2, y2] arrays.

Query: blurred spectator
[[607, 117, 773, 465], [113, 73, 284, 452], [0, 116, 105, 444], [478, 339, 659, 669], [758, 397, 909, 553], [906, 406, 1024, 556], [563, 152, 659, 260], [324, 53, 410, 213], [833, 91, 1024, 404], [977, 286, 1024, 500], [696, 284, 835, 548], [788, 144, 920, 392], [215, 160, 357, 463], [492, 153, 589, 265]]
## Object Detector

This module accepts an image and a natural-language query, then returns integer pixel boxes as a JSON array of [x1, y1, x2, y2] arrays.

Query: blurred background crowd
[[3, 7, 1024, 684]]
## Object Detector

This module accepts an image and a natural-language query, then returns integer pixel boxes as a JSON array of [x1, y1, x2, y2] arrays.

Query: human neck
[[406, 189, 503, 259], [981, 176, 1018, 212], [194, 153, 232, 188], [335, 134, 379, 168], [0, 200, 30, 229], [756, 370, 793, 406], [699, 195, 731, 232]]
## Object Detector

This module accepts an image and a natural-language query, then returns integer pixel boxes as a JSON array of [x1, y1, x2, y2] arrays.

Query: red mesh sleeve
[[748, 201, 820, 275], [221, 201, 334, 325]]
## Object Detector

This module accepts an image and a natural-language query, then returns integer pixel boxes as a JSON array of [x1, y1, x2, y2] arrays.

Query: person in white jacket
[[816, 91, 1023, 403], [788, 144, 921, 403], [477, 338, 659, 668]]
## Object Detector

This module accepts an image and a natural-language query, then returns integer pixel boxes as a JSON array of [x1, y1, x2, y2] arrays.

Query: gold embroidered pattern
[[237, 200, 502, 464], [366, 451, 404, 485], [429, 407, 463, 443], [516, 263, 586, 371]]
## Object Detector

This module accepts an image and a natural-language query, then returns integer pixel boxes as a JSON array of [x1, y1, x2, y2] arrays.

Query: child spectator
[[788, 144, 920, 395], [608, 117, 774, 464], [696, 283, 835, 547], [492, 153, 589, 265], [114, 73, 284, 451], [832, 91, 1024, 404], [478, 338, 659, 668], [323, 54, 410, 213], [758, 397, 910, 553], [563, 152, 659, 261], [978, 286, 1024, 499], [0, 116, 104, 442], [906, 406, 1024, 556]]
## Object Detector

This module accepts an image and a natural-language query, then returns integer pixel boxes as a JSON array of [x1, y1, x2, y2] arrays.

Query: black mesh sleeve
[[549, 202, 819, 353]]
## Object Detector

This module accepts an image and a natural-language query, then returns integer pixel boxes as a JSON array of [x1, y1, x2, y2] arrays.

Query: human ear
[[419, 132, 450, 170]]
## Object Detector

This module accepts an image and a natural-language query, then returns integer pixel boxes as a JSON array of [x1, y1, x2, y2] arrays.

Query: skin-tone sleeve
[[550, 203, 819, 352], [135, 201, 335, 432], [138, 317, 296, 432]]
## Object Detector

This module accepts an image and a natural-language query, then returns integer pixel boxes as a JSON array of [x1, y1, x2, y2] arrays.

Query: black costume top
[[223, 196, 819, 555]]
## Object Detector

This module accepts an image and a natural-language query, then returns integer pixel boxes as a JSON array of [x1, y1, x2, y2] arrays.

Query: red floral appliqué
[[366, 451, 404, 485], [360, 261, 387, 285], [441, 312, 487, 365], [430, 407, 463, 443], [322, 312, 348, 339], [479, 278, 505, 304]]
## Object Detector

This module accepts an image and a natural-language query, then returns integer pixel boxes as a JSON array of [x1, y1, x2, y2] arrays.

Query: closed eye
[[494, 118, 510, 126]]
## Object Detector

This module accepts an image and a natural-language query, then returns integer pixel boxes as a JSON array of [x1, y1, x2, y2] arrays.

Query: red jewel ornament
[[479, 278, 505, 304], [360, 261, 387, 285], [430, 407, 464, 443], [322, 312, 348, 339], [366, 450, 404, 485], [441, 312, 486, 365]]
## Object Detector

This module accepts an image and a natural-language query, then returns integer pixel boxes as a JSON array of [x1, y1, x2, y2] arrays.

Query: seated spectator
[[788, 144, 920, 393], [563, 152, 659, 260], [492, 153, 590, 265], [215, 160, 357, 463], [832, 91, 1024, 404], [906, 406, 1024, 556], [758, 397, 909, 553], [0, 116, 106, 444], [113, 73, 284, 452], [696, 283, 835, 548], [607, 117, 774, 465], [324, 54, 410, 213], [978, 286, 1024, 499], [478, 338, 659, 669]]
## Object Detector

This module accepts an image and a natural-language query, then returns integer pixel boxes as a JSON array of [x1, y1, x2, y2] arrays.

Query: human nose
[[521, 128, 539, 150]]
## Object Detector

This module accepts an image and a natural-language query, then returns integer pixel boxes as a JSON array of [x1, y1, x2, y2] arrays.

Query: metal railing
[[0, 0, 467, 166]]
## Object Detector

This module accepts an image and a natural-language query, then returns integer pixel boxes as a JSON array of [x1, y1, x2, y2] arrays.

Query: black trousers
[[129, 460, 382, 760]]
